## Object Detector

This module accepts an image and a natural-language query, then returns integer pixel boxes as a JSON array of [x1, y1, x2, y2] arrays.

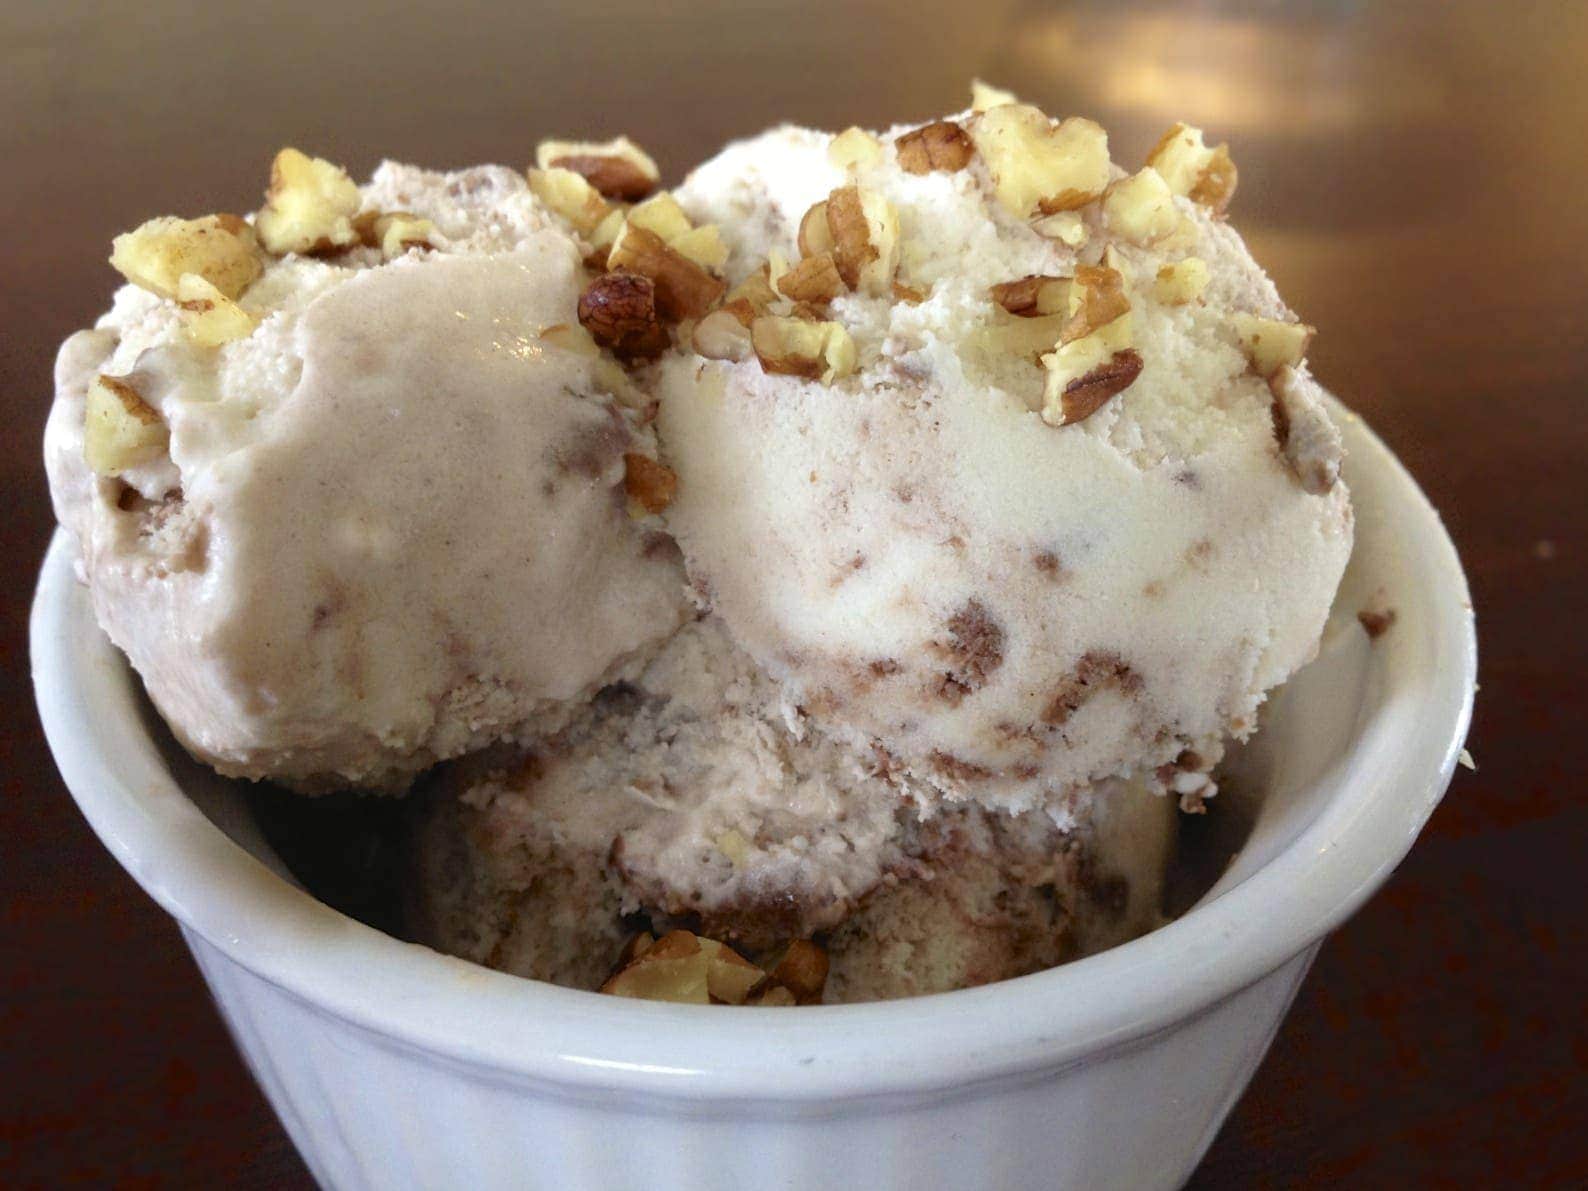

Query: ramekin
[[32, 404, 1474, 1191]]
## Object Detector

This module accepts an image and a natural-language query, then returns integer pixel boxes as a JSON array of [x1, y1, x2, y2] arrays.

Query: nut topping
[[535, 136, 660, 201], [1062, 263, 1130, 344], [577, 271, 669, 360], [895, 120, 974, 174], [1102, 168, 1183, 247], [825, 185, 900, 296], [691, 307, 755, 361], [1153, 258, 1209, 306], [527, 167, 612, 235], [990, 274, 1070, 318], [255, 148, 362, 255], [1053, 349, 1144, 425], [797, 201, 834, 258], [600, 930, 828, 1006], [622, 451, 678, 514], [970, 78, 1018, 111], [751, 316, 857, 382], [109, 214, 262, 300], [828, 126, 883, 171], [970, 104, 1111, 219], [176, 273, 257, 346], [607, 224, 726, 321], [84, 374, 168, 477], [1146, 123, 1238, 215], [776, 252, 845, 304], [1232, 313, 1314, 378]]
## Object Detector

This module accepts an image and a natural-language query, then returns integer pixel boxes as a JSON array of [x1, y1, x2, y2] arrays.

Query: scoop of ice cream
[[654, 116, 1352, 813], [409, 614, 1175, 996], [44, 163, 689, 790]]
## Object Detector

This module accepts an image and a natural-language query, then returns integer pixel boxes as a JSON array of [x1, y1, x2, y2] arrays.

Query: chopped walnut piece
[[1146, 123, 1238, 215], [84, 374, 168, 476], [577, 271, 670, 360], [608, 224, 725, 321], [535, 136, 660, 201], [777, 252, 844, 304], [1153, 257, 1209, 306], [971, 105, 1111, 219], [970, 78, 1019, 111], [895, 120, 974, 174], [527, 167, 612, 235], [601, 931, 813, 1006], [668, 224, 729, 271], [109, 214, 262, 300], [991, 274, 1070, 318], [974, 312, 1071, 360], [892, 280, 928, 304], [623, 451, 678, 514], [1063, 263, 1130, 344], [1103, 168, 1182, 246], [601, 929, 709, 1002], [752, 316, 856, 382], [1041, 303, 1138, 426], [371, 212, 436, 259], [623, 191, 694, 242], [1233, 313, 1314, 378], [828, 126, 883, 171], [1031, 210, 1088, 247], [691, 307, 755, 361], [825, 185, 900, 296], [176, 273, 257, 346], [797, 201, 834, 258], [1054, 349, 1144, 425], [255, 148, 362, 255], [762, 940, 829, 1005]]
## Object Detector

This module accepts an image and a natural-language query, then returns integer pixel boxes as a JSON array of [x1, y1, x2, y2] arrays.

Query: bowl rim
[[31, 404, 1475, 1105]]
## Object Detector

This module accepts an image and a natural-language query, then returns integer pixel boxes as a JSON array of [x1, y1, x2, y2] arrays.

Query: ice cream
[[410, 616, 1174, 1001], [45, 162, 689, 790], [44, 91, 1354, 1003], [654, 115, 1352, 814]]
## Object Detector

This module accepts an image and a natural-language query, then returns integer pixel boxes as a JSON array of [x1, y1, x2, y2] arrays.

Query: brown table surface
[[4, 1, 1585, 1186]]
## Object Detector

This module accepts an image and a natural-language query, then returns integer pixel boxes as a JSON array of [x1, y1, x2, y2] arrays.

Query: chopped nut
[[601, 929, 709, 1002], [691, 307, 755, 361], [84, 374, 168, 476], [828, 126, 883, 171], [535, 136, 660, 201], [797, 201, 834, 258], [577, 271, 670, 360], [776, 252, 844, 304], [971, 105, 1111, 219], [695, 937, 765, 1004], [541, 323, 647, 407], [608, 224, 726, 321], [176, 273, 257, 346], [109, 215, 262, 300], [991, 274, 1070, 318], [970, 78, 1019, 111], [892, 279, 928, 304], [623, 191, 695, 243], [1031, 210, 1088, 247], [1153, 257, 1210, 306], [1041, 311, 1138, 425], [752, 316, 856, 382], [825, 185, 900, 296], [255, 148, 361, 255], [623, 451, 678, 514], [371, 212, 436, 259], [1063, 263, 1130, 344], [1146, 123, 1238, 215], [1233, 313, 1314, 378], [584, 207, 628, 268], [764, 250, 793, 300], [527, 167, 612, 234], [751, 985, 798, 1007], [762, 940, 829, 1005], [667, 224, 729, 271], [616, 931, 655, 967], [895, 121, 974, 174], [972, 312, 1070, 360], [1103, 168, 1182, 246]]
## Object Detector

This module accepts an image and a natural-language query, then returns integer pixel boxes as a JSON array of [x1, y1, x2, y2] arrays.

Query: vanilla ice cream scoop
[[654, 115, 1352, 814], [45, 163, 688, 790]]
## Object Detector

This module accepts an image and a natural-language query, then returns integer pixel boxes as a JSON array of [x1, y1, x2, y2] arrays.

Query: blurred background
[[3, 0, 1584, 1185]]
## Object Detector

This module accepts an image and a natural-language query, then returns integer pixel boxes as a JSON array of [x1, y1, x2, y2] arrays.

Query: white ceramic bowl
[[32, 404, 1474, 1191]]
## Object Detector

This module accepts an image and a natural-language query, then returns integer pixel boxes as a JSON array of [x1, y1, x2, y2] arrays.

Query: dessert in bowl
[[33, 84, 1473, 1187]]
